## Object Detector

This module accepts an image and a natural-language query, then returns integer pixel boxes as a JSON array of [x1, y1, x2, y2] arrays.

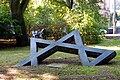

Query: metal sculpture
[[16, 30, 116, 66]]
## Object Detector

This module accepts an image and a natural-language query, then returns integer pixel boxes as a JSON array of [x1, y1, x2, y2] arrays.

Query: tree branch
[[20, 0, 29, 13]]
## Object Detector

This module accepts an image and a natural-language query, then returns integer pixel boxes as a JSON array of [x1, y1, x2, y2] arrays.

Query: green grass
[[0, 47, 30, 66], [0, 40, 120, 79], [93, 39, 120, 47]]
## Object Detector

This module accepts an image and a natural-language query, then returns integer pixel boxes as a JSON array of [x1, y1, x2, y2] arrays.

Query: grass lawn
[[0, 39, 120, 80]]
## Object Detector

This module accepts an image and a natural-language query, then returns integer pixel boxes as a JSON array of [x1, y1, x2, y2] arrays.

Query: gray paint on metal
[[16, 30, 116, 66]]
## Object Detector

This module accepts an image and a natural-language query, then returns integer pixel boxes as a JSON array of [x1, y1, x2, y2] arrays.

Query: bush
[[0, 1, 17, 39], [25, 0, 107, 44], [0, 8, 15, 39]]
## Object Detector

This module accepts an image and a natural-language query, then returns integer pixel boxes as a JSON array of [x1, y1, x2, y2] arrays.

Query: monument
[[16, 30, 116, 66]]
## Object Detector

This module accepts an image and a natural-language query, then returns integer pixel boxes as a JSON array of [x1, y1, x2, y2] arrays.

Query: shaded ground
[[0, 67, 117, 80], [0, 57, 119, 80]]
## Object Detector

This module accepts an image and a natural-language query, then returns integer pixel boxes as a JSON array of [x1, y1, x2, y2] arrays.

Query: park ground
[[0, 39, 120, 80]]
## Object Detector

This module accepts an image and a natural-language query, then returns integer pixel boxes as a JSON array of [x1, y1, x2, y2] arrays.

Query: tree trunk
[[70, 0, 73, 9], [10, 0, 29, 46], [12, 13, 28, 46], [66, 0, 74, 9]]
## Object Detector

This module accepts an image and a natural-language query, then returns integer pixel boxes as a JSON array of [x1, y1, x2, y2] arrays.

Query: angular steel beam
[[16, 30, 116, 66]]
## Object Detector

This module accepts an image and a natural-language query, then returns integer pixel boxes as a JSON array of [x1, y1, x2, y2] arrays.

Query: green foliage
[[35, 2, 67, 27], [25, 0, 107, 44], [33, 1, 69, 40], [64, 0, 107, 44], [24, 0, 38, 27], [0, 1, 24, 39], [0, 1, 15, 38]]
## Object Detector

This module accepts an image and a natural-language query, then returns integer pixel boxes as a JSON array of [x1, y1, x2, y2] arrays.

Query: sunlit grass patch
[[0, 46, 30, 66]]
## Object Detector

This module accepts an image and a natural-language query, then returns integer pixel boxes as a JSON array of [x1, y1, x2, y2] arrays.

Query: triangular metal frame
[[16, 30, 116, 66]]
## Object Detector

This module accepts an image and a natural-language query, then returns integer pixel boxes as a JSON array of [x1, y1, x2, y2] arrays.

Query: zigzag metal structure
[[16, 30, 116, 66]]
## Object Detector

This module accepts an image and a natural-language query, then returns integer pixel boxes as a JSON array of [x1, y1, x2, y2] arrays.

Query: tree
[[23, 0, 106, 44], [46, 0, 74, 9], [10, 0, 29, 46], [45, 0, 106, 44]]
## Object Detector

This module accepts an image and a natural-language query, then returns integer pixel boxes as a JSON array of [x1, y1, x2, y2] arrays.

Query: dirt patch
[[42, 57, 81, 65]]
